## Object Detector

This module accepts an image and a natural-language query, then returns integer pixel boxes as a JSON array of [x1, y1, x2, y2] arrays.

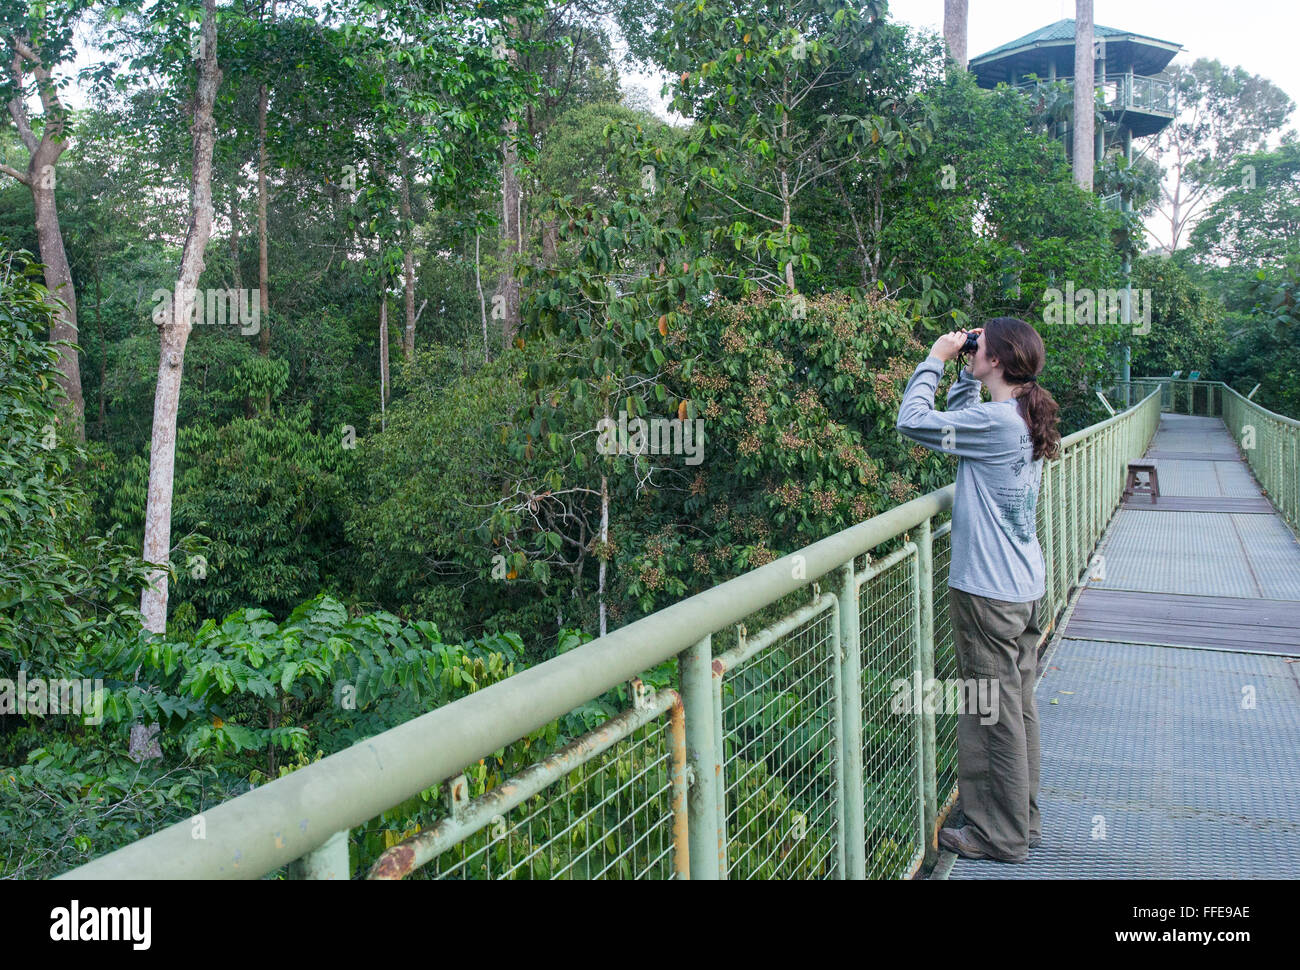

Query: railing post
[[1044, 456, 1057, 620], [711, 656, 727, 878], [827, 598, 846, 880], [679, 634, 720, 879], [1070, 448, 1080, 583], [838, 561, 866, 879], [915, 522, 938, 868], [1055, 459, 1066, 604], [287, 829, 350, 880]]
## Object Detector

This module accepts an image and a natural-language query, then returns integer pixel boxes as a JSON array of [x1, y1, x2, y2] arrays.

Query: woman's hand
[[929, 329, 970, 363]]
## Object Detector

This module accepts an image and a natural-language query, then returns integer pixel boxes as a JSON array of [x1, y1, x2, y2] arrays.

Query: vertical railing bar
[[287, 829, 350, 880], [1044, 455, 1056, 622], [915, 522, 937, 869], [827, 595, 846, 880], [838, 560, 866, 879], [712, 648, 727, 879], [669, 694, 690, 879], [680, 634, 719, 879]]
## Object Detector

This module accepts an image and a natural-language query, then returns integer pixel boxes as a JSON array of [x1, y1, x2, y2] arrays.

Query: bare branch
[[0, 161, 30, 185]]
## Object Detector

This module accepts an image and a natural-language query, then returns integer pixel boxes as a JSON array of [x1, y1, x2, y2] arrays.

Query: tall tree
[[655, 0, 930, 295], [256, 0, 273, 364], [943, 0, 967, 73], [1072, 1, 1094, 190], [139, 0, 222, 633], [0, 0, 85, 436], [496, 17, 524, 349], [1149, 59, 1295, 253]]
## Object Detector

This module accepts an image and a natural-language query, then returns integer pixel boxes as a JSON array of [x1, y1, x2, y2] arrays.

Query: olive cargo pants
[[948, 586, 1045, 862]]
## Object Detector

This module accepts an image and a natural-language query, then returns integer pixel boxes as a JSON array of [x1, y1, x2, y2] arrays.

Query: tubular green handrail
[[62, 386, 1167, 880]]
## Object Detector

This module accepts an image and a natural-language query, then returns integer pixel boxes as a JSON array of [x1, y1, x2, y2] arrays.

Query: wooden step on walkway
[[1119, 494, 1276, 513], [1064, 587, 1300, 655]]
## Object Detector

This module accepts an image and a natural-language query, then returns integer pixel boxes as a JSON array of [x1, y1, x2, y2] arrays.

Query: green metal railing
[[62, 386, 1166, 881], [1115, 377, 1300, 535]]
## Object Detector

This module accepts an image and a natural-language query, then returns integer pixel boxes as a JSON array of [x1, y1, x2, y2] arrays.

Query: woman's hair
[[981, 316, 1061, 462]]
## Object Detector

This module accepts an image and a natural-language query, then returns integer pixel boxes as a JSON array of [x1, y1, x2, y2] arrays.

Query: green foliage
[[0, 246, 150, 676], [0, 739, 228, 880], [90, 405, 357, 623], [1128, 254, 1227, 380]]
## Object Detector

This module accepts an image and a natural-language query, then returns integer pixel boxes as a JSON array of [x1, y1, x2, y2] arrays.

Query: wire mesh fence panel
[[932, 523, 959, 806], [425, 716, 679, 880], [720, 605, 840, 879], [857, 550, 924, 878]]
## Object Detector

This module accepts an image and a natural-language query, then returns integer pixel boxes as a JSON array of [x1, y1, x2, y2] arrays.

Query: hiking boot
[[939, 826, 1027, 863], [952, 797, 1040, 848]]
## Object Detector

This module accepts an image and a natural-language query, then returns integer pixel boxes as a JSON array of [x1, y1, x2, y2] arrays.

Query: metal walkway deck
[[942, 413, 1300, 879]]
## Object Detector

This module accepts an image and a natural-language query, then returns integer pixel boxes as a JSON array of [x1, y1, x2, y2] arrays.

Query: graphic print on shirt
[[994, 480, 1038, 543]]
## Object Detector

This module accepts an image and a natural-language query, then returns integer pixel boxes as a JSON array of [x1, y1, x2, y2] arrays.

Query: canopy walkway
[[63, 379, 1300, 880]]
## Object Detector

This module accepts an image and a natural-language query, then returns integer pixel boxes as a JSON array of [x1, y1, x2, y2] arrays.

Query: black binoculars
[[960, 331, 979, 356]]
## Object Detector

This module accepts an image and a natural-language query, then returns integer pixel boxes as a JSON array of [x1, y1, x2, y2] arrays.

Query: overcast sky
[[622, 0, 1300, 128]]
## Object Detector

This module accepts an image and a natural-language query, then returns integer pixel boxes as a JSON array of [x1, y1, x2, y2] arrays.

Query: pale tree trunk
[[598, 472, 608, 638], [257, 76, 270, 358], [943, 0, 969, 73], [379, 287, 390, 414], [498, 129, 522, 347], [228, 186, 243, 290], [255, 0, 276, 364], [399, 148, 416, 358], [1073, 1, 1095, 190], [3, 37, 84, 438], [475, 232, 488, 365], [779, 89, 795, 294], [497, 19, 522, 349], [139, 0, 223, 634]]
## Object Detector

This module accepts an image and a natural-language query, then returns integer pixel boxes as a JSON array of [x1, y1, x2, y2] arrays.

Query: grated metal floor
[[947, 640, 1300, 879], [943, 412, 1300, 879], [1088, 511, 1300, 599]]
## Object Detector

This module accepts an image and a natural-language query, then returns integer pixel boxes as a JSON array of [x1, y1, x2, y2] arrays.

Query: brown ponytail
[[982, 317, 1061, 462]]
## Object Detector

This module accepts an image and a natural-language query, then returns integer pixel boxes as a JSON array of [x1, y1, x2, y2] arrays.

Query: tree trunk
[[379, 287, 390, 411], [95, 267, 105, 436], [32, 176, 83, 438], [498, 125, 522, 348], [598, 471, 608, 638], [475, 231, 488, 365], [497, 19, 523, 348], [1073, 1, 1095, 190], [4, 40, 84, 439], [541, 217, 558, 264], [140, 0, 223, 634], [229, 186, 243, 291], [257, 69, 270, 359], [943, 0, 969, 73], [399, 149, 416, 358]]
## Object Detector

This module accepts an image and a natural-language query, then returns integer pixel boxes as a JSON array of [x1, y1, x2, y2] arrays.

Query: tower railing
[[1011, 74, 1175, 115], [62, 386, 1165, 880]]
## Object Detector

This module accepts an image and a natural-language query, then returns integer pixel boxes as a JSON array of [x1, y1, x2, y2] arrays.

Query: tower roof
[[970, 18, 1182, 84]]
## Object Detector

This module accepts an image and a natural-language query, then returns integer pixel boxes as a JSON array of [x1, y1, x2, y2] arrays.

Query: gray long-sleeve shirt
[[894, 355, 1045, 603]]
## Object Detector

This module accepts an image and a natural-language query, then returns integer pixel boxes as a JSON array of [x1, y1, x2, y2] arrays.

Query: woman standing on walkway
[[894, 316, 1062, 863]]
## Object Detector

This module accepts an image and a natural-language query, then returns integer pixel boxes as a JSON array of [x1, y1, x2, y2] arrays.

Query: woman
[[894, 316, 1062, 863]]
